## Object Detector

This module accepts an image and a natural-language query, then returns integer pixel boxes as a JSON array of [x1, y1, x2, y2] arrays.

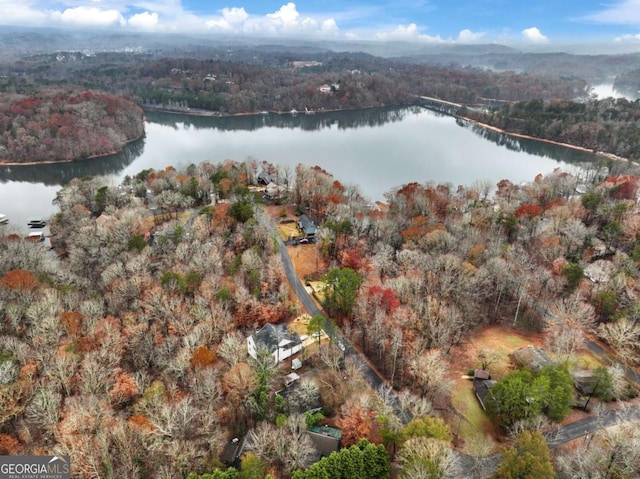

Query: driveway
[[269, 215, 640, 478]]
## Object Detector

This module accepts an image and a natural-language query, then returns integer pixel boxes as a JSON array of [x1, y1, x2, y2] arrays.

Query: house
[[297, 214, 317, 238], [306, 425, 342, 459], [318, 84, 332, 94], [220, 436, 245, 468], [571, 370, 597, 395], [510, 345, 553, 373], [473, 379, 497, 411], [264, 182, 288, 200], [257, 171, 277, 186], [247, 323, 302, 364]]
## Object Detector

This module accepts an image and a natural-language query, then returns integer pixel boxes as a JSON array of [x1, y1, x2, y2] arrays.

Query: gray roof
[[297, 215, 317, 236], [306, 426, 342, 458], [253, 323, 300, 351], [510, 345, 553, 372], [473, 379, 497, 410]]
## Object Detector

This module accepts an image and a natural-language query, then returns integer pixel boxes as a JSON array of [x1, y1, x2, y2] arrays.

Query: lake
[[0, 106, 597, 232]]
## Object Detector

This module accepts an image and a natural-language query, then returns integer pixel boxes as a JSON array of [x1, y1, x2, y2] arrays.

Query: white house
[[247, 323, 302, 364]]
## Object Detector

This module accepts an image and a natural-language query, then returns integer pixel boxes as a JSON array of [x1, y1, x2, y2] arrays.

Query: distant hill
[[0, 88, 144, 164]]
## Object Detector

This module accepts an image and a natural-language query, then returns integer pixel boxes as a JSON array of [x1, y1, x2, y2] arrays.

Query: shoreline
[[140, 103, 392, 118], [0, 103, 632, 167], [455, 115, 630, 164], [0, 132, 145, 167]]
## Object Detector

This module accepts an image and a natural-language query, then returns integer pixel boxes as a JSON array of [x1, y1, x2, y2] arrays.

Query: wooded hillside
[[0, 88, 144, 164]]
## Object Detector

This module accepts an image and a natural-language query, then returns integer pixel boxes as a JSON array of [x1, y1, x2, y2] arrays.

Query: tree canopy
[[291, 439, 390, 479], [493, 430, 554, 479], [322, 267, 363, 317], [485, 365, 573, 428]]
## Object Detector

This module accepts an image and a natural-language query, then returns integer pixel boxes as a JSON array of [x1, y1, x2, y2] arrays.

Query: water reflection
[[145, 106, 419, 132], [458, 119, 597, 165], [0, 106, 599, 231], [0, 137, 145, 186]]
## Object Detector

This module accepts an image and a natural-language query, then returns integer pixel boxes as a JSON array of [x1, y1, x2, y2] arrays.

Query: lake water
[[0, 106, 597, 232]]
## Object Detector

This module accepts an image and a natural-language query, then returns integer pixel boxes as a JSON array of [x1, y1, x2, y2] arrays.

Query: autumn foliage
[[0, 88, 144, 164], [190, 346, 217, 369], [0, 269, 39, 291]]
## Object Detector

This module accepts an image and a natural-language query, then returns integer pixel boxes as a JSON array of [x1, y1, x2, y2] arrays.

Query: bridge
[[416, 95, 463, 116]]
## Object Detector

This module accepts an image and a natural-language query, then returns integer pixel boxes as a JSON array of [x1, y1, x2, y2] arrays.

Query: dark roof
[[257, 171, 277, 185], [511, 345, 553, 372], [297, 215, 317, 236], [571, 370, 596, 395], [307, 426, 342, 457], [473, 379, 497, 411], [220, 436, 245, 466], [253, 323, 300, 352], [474, 369, 490, 380]]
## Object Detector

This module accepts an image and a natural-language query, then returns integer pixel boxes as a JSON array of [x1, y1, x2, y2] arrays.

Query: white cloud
[[267, 2, 300, 27], [375, 23, 445, 43], [205, 7, 249, 31], [615, 33, 640, 42], [580, 0, 640, 25], [457, 29, 485, 43], [51, 6, 126, 28], [521, 26, 549, 44], [206, 2, 339, 38], [0, 0, 48, 25], [127, 11, 159, 31]]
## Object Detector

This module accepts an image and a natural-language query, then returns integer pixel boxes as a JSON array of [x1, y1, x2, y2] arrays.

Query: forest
[[0, 88, 144, 164], [463, 97, 640, 161], [0, 49, 587, 115], [1, 155, 640, 478]]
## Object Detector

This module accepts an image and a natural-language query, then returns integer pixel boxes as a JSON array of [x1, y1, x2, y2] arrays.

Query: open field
[[446, 324, 606, 452]]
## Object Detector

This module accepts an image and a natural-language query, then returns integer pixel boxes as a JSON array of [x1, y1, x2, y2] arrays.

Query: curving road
[[271, 219, 640, 478], [274, 225, 412, 424]]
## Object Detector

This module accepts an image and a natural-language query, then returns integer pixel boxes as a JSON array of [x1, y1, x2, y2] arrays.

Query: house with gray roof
[[247, 323, 302, 364], [306, 425, 342, 460], [297, 214, 317, 238], [510, 345, 553, 373]]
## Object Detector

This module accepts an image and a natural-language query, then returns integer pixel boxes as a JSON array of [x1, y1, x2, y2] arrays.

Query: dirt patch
[[288, 244, 327, 281], [448, 324, 545, 381]]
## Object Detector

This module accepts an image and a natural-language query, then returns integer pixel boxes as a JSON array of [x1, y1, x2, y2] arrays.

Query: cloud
[[579, 0, 640, 25], [205, 7, 249, 31], [615, 33, 640, 42], [0, 0, 48, 25], [51, 6, 126, 28], [128, 11, 159, 31], [206, 2, 339, 38], [521, 26, 549, 44], [457, 29, 485, 43], [375, 23, 445, 43]]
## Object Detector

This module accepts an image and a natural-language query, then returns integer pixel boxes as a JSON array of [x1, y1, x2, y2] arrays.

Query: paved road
[[546, 404, 640, 448], [272, 219, 640, 478], [272, 222, 412, 423], [537, 304, 640, 386]]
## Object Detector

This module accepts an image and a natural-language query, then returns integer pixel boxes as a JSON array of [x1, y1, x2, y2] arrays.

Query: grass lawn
[[447, 324, 544, 451], [277, 222, 300, 240]]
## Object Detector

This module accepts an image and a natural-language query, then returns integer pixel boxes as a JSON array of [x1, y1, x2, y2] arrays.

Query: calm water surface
[[0, 106, 597, 231]]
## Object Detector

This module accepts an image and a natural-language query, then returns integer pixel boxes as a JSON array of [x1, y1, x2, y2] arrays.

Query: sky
[[3, 0, 640, 47]]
